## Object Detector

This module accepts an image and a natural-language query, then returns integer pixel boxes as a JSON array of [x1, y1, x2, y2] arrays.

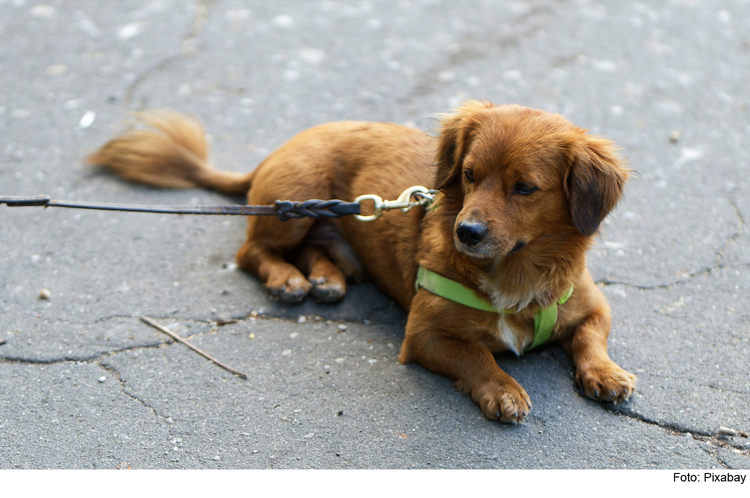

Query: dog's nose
[[456, 222, 487, 246]]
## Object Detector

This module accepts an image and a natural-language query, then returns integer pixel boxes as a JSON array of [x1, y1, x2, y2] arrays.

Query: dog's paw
[[576, 360, 636, 404], [309, 276, 346, 303], [266, 274, 312, 303], [474, 379, 532, 424]]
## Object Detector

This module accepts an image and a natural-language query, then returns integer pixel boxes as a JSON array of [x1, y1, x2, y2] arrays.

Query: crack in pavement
[[596, 261, 750, 291], [716, 194, 746, 266], [0, 313, 225, 364], [123, 0, 216, 109], [0, 312, 300, 365], [727, 195, 746, 229], [702, 383, 750, 396], [539, 348, 750, 464], [52, 314, 217, 327], [97, 357, 174, 426], [611, 406, 750, 463], [0, 341, 166, 365], [409, 2, 552, 99], [698, 443, 730, 470], [597, 193, 748, 290]]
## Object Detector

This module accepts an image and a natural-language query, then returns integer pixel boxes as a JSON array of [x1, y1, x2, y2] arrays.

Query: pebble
[[299, 48, 325, 65], [272, 14, 294, 28], [669, 129, 681, 144], [79, 110, 96, 129], [98, 376, 106, 383], [30, 4, 56, 17], [117, 22, 144, 41], [38, 288, 51, 300], [297, 315, 307, 323], [45, 64, 67, 76], [337, 324, 347, 331]]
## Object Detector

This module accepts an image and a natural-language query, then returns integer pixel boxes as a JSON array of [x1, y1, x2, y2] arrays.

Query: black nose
[[456, 222, 488, 246]]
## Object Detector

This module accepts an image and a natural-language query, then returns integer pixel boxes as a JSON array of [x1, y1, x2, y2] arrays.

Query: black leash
[[0, 195, 361, 221], [1, 187, 438, 222]]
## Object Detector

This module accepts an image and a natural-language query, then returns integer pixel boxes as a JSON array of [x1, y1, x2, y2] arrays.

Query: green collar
[[415, 265, 574, 351]]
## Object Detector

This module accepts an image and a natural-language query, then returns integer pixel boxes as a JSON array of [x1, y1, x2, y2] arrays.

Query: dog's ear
[[565, 135, 629, 237], [434, 101, 493, 190]]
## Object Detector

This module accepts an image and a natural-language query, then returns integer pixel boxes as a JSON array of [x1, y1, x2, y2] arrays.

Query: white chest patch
[[479, 276, 534, 355], [495, 313, 529, 356]]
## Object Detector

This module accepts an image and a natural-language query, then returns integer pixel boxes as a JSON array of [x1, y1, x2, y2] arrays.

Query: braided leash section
[[275, 199, 361, 221]]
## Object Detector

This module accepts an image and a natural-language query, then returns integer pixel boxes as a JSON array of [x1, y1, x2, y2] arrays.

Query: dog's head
[[435, 101, 628, 260]]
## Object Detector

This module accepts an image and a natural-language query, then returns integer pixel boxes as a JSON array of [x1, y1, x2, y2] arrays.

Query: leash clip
[[354, 186, 438, 222]]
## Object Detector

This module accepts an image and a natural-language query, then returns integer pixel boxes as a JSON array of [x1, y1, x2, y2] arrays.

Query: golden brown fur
[[89, 101, 636, 423]]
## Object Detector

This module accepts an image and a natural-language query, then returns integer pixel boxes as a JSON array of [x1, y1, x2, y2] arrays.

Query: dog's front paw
[[473, 379, 532, 424], [576, 360, 636, 404], [266, 273, 312, 303]]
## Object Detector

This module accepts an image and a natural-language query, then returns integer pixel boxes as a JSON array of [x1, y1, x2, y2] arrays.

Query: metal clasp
[[354, 186, 438, 222]]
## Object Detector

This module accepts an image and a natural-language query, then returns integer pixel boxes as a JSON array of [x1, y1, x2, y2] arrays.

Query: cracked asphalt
[[1, 0, 748, 469]]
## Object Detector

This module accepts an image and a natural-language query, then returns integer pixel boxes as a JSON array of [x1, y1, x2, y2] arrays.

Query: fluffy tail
[[87, 110, 254, 196]]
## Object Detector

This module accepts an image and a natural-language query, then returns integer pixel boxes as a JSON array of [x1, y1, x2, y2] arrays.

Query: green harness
[[414, 265, 574, 351]]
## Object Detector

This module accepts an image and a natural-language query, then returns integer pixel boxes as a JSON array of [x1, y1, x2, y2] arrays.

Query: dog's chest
[[491, 314, 531, 356], [480, 277, 535, 355]]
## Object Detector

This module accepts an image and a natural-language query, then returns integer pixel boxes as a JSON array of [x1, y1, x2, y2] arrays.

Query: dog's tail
[[87, 110, 254, 196]]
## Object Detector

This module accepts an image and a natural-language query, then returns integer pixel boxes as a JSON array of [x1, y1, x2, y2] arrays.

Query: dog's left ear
[[434, 100, 493, 190], [565, 135, 629, 237]]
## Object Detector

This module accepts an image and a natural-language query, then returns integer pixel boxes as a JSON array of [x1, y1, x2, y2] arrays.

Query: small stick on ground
[[140, 316, 247, 380]]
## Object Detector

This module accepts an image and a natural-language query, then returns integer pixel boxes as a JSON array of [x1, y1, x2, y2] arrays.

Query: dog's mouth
[[455, 242, 492, 259], [453, 233, 497, 260], [454, 235, 526, 260], [508, 240, 526, 254]]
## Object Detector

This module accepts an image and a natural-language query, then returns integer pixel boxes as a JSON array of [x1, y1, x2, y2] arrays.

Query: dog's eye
[[514, 182, 538, 195], [464, 170, 475, 183]]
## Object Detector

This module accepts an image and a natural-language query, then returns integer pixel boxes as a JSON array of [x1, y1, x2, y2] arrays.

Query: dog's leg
[[400, 310, 532, 423], [561, 311, 636, 403], [236, 216, 314, 303], [294, 245, 347, 303]]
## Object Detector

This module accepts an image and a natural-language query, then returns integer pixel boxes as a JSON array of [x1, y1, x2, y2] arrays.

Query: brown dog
[[90, 101, 636, 423]]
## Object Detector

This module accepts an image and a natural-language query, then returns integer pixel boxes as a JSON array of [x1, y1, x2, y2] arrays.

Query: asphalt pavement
[[1, 0, 748, 469]]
